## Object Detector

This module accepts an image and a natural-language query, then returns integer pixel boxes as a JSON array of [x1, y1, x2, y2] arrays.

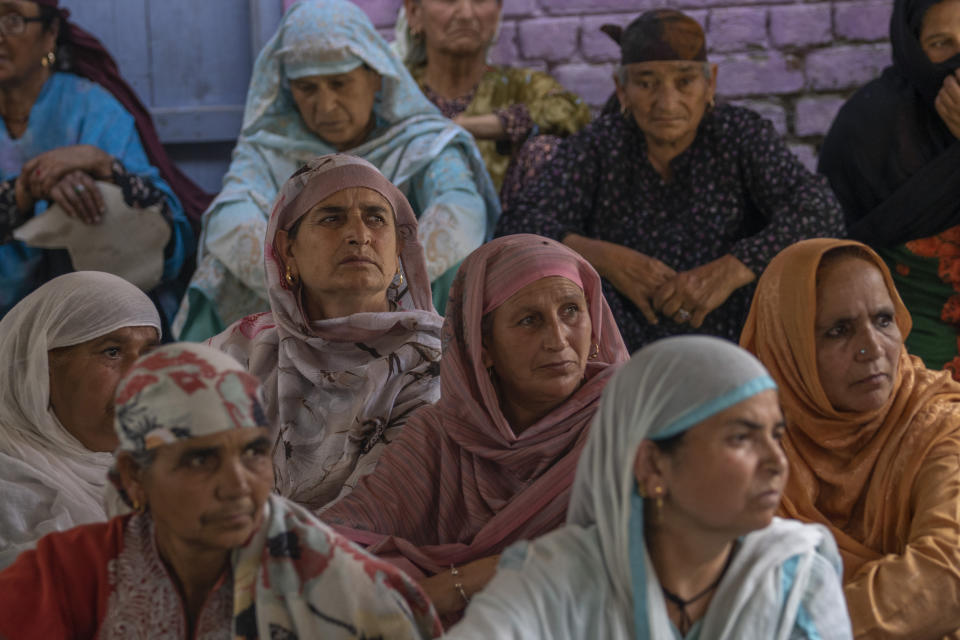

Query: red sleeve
[[0, 517, 126, 640]]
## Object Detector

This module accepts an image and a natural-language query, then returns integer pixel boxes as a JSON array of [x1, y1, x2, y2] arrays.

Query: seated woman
[[395, 0, 591, 208], [0, 271, 160, 568], [177, 0, 499, 339], [741, 238, 960, 637], [0, 0, 201, 327], [446, 336, 852, 639], [819, 0, 960, 379], [210, 154, 443, 512], [0, 343, 440, 639], [496, 9, 844, 352], [323, 234, 629, 618]]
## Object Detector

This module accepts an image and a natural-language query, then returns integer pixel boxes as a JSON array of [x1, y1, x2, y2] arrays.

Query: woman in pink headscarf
[[323, 233, 629, 618], [210, 154, 443, 512]]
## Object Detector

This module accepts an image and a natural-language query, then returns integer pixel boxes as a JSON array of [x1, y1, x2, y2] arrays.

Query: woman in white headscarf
[[0, 271, 160, 568], [446, 336, 852, 639]]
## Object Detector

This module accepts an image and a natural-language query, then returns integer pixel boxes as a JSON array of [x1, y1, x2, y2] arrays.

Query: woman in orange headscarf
[[741, 237, 960, 639]]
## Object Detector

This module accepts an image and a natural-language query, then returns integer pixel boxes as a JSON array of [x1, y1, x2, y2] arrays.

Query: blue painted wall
[[66, 0, 284, 194]]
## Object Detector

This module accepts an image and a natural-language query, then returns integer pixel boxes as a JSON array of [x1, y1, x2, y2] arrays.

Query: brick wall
[[284, 0, 894, 170]]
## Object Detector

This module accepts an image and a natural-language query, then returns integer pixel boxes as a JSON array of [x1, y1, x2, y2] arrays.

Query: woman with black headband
[[0, 0, 203, 328], [496, 9, 845, 352], [819, 0, 960, 381]]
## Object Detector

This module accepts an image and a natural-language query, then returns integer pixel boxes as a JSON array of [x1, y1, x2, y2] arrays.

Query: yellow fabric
[[411, 64, 590, 190], [740, 238, 960, 639]]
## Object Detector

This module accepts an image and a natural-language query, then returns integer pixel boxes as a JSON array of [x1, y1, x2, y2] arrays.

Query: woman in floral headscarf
[[0, 343, 440, 640], [176, 0, 499, 338], [210, 154, 443, 512]]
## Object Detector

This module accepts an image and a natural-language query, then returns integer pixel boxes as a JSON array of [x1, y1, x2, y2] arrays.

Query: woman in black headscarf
[[819, 0, 960, 378]]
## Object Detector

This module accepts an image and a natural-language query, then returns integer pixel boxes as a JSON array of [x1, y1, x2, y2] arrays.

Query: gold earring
[[589, 343, 599, 359], [285, 265, 297, 287], [653, 486, 665, 522], [41, 51, 55, 68], [132, 497, 145, 514], [394, 270, 405, 287]]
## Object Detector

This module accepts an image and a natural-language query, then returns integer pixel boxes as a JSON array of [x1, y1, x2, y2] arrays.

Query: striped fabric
[[323, 235, 629, 574]]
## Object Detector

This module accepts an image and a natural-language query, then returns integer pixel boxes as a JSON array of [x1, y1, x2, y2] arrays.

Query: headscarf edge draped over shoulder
[[567, 335, 844, 639], [211, 0, 497, 229], [107, 340, 442, 638], [740, 238, 960, 576], [323, 234, 629, 573], [210, 154, 443, 509], [819, 0, 960, 244], [0, 272, 160, 530]]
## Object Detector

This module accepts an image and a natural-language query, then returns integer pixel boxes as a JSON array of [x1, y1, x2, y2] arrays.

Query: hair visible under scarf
[[38, 0, 211, 221], [601, 9, 707, 64]]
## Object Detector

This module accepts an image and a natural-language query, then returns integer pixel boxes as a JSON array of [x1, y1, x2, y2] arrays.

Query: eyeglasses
[[0, 13, 46, 37]]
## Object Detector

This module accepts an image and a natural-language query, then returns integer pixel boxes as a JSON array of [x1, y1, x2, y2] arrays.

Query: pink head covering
[[264, 154, 434, 339], [210, 155, 443, 510], [324, 234, 629, 574]]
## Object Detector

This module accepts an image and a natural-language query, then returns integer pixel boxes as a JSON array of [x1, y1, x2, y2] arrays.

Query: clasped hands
[[604, 245, 756, 328], [14, 144, 113, 224]]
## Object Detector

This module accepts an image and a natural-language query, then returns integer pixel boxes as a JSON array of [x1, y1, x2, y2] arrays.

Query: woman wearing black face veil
[[819, 0, 960, 379]]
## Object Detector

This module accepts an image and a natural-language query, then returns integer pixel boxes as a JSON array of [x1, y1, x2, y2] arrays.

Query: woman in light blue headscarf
[[175, 0, 499, 340], [446, 335, 853, 640]]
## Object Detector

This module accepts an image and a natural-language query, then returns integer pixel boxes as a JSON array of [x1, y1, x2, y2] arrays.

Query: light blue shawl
[[448, 336, 853, 640], [177, 0, 498, 339], [0, 73, 192, 323]]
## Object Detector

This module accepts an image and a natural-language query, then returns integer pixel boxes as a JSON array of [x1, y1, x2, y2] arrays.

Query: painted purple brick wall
[[283, 0, 894, 169]]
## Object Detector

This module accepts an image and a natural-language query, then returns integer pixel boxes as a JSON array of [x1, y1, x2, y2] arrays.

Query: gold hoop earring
[[285, 265, 297, 287], [588, 343, 599, 359], [41, 51, 56, 68]]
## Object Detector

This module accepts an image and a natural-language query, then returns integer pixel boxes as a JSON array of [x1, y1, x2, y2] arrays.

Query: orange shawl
[[741, 238, 960, 637]]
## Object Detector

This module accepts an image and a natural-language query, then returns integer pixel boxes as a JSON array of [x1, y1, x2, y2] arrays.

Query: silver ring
[[676, 308, 691, 322], [73, 184, 86, 194]]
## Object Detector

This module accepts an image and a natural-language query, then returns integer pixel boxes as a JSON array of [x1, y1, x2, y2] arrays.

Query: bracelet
[[450, 565, 470, 605]]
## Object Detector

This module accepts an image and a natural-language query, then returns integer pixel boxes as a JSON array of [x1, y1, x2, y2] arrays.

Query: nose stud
[[858, 348, 867, 355]]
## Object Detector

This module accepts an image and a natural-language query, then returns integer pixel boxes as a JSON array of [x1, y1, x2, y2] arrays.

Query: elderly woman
[[819, 0, 960, 379], [741, 238, 960, 638], [0, 0, 200, 325], [323, 234, 629, 618], [395, 0, 590, 207], [445, 336, 852, 639], [177, 0, 499, 339], [496, 9, 844, 352], [0, 343, 440, 639], [210, 154, 443, 512], [0, 271, 160, 568]]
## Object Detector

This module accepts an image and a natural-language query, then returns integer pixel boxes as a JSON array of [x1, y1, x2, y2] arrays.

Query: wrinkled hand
[[21, 145, 112, 200], [48, 170, 105, 224], [935, 70, 960, 140], [601, 243, 677, 324], [653, 255, 756, 328]]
